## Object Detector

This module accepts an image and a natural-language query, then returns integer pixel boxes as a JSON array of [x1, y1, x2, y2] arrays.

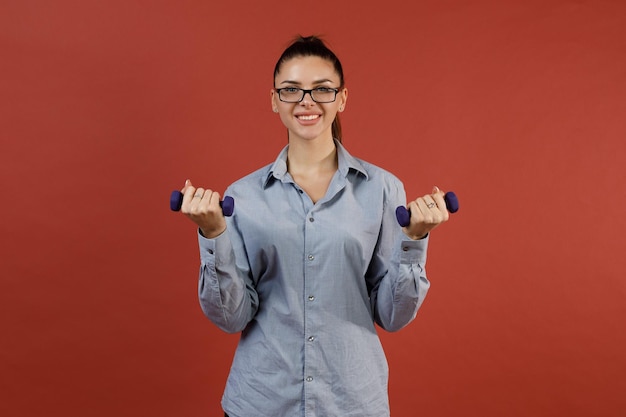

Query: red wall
[[2, 1, 625, 416]]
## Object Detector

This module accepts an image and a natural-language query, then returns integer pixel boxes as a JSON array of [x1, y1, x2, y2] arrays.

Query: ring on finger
[[426, 202, 436, 209]]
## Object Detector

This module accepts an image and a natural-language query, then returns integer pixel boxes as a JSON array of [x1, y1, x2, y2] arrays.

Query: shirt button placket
[[303, 208, 318, 413]]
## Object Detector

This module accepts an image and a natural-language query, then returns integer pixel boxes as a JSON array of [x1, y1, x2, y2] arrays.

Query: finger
[[422, 195, 438, 210], [180, 184, 198, 211], [431, 192, 449, 220], [191, 187, 205, 210], [431, 186, 447, 205], [181, 179, 193, 193], [208, 190, 222, 211], [192, 188, 205, 203], [193, 187, 205, 198], [184, 187, 204, 214], [407, 200, 424, 224], [197, 189, 216, 212], [181, 179, 193, 196], [200, 191, 222, 218], [415, 198, 434, 222]]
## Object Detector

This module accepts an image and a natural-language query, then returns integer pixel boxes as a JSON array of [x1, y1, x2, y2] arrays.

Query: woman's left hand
[[403, 186, 450, 240]]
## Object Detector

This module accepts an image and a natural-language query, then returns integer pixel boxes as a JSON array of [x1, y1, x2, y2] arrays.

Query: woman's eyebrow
[[278, 78, 335, 86]]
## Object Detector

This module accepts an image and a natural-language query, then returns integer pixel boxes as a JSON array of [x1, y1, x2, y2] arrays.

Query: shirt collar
[[263, 139, 369, 188]]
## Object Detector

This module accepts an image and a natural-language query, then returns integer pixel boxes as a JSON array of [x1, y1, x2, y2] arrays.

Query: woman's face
[[272, 55, 347, 143]]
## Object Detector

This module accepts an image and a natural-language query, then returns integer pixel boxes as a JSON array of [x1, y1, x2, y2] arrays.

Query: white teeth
[[298, 115, 319, 121]]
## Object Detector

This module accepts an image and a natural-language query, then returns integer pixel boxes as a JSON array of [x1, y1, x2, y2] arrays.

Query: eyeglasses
[[275, 87, 340, 103]]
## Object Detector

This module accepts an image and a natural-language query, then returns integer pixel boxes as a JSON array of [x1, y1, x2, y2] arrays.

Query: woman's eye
[[284, 87, 299, 93], [315, 87, 332, 93]]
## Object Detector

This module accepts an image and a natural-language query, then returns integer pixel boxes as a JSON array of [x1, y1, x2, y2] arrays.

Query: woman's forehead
[[275, 56, 339, 84]]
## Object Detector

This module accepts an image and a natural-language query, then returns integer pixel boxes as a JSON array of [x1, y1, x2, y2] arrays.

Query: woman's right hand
[[179, 179, 227, 238]]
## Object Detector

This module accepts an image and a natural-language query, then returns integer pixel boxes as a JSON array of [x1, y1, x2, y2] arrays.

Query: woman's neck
[[286, 136, 338, 203], [286, 136, 338, 175]]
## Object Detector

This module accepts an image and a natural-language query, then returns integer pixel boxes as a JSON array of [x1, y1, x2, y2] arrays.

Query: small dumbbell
[[395, 191, 459, 227], [169, 190, 235, 216]]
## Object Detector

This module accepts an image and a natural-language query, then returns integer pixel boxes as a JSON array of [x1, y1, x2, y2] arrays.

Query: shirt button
[[308, 336, 315, 342], [306, 376, 313, 382], [309, 217, 314, 222], [402, 246, 409, 252], [308, 295, 315, 301], [308, 254, 315, 261]]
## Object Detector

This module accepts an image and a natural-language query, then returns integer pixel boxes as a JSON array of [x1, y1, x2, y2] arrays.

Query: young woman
[[179, 36, 450, 417]]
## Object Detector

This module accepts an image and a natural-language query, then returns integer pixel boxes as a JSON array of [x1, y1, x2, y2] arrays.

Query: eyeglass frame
[[274, 87, 341, 103]]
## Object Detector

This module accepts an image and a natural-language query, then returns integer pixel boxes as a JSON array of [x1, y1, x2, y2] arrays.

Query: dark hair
[[274, 35, 345, 143]]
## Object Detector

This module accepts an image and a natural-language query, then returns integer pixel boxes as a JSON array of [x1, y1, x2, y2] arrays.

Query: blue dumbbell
[[169, 190, 234, 216], [396, 191, 459, 227]]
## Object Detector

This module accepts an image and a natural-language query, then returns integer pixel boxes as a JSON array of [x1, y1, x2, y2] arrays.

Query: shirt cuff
[[198, 229, 232, 264], [399, 234, 428, 264]]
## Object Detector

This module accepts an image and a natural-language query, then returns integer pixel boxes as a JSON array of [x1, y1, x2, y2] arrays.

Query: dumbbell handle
[[395, 191, 459, 227], [169, 190, 235, 216]]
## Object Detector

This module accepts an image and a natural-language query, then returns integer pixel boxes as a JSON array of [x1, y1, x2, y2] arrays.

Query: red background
[[2, 1, 625, 416]]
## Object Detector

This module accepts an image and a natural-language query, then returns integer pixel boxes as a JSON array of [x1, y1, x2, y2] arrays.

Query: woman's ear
[[270, 89, 278, 112], [338, 88, 348, 112]]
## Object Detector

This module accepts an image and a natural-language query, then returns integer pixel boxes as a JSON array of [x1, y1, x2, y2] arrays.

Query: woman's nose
[[300, 90, 315, 105]]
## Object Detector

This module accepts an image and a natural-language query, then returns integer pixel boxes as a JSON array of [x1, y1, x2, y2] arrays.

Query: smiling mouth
[[296, 114, 320, 121]]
